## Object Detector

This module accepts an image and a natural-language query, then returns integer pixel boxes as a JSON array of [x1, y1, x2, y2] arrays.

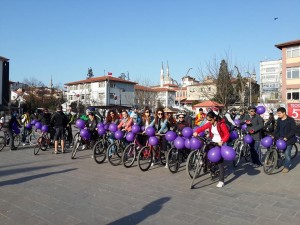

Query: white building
[[65, 76, 137, 107], [260, 59, 282, 103]]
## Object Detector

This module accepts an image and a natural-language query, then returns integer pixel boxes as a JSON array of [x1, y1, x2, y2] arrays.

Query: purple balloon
[[104, 124, 110, 130], [190, 137, 203, 150], [230, 131, 239, 140], [207, 146, 222, 163], [97, 122, 104, 129], [131, 125, 141, 134], [244, 134, 253, 144], [149, 136, 159, 146], [241, 124, 247, 131], [97, 127, 106, 136], [126, 132, 135, 142], [185, 138, 191, 149], [80, 129, 90, 140], [182, 127, 193, 138], [174, 136, 185, 149], [35, 122, 42, 130], [165, 131, 177, 141], [109, 123, 118, 132], [76, 119, 85, 129], [31, 119, 37, 125], [261, 136, 273, 148], [221, 146, 236, 161], [256, 106, 265, 115], [199, 131, 205, 137], [145, 127, 155, 136], [41, 125, 48, 133], [276, 139, 287, 151], [25, 123, 32, 129], [114, 130, 124, 140], [234, 119, 241, 126]]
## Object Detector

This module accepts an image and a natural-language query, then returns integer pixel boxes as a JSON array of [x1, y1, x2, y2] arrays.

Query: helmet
[[177, 111, 186, 117]]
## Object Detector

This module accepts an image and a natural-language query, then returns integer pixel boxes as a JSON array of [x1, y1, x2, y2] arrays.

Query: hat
[[177, 111, 186, 116]]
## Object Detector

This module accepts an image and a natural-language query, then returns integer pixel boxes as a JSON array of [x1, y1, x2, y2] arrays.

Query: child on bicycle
[[193, 111, 230, 188]]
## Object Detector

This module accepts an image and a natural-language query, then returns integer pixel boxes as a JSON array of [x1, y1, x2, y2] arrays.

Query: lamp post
[[246, 72, 252, 106]]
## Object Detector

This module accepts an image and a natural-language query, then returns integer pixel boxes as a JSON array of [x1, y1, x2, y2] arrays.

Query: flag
[[108, 72, 112, 76]]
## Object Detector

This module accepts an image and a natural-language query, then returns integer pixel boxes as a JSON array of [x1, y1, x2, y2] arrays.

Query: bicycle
[[186, 137, 219, 189], [71, 133, 91, 159], [232, 128, 251, 167], [263, 140, 298, 175], [106, 133, 128, 166], [137, 134, 167, 171], [33, 132, 51, 155], [122, 133, 144, 168], [0, 128, 21, 151], [92, 132, 111, 164]]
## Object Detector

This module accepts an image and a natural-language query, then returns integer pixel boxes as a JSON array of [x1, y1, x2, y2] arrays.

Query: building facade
[[259, 59, 282, 103], [275, 40, 300, 103]]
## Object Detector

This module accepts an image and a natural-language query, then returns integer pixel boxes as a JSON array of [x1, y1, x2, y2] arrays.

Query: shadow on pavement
[[106, 197, 171, 225], [1, 164, 71, 177], [0, 168, 77, 186], [225, 163, 261, 185]]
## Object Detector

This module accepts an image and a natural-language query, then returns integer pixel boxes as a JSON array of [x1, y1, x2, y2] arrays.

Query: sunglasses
[[179, 117, 184, 119], [157, 113, 163, 115], [207, 118, 212, 121]]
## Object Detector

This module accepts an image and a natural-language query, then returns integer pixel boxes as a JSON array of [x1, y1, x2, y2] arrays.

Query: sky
[[1, 0, 300, 88]]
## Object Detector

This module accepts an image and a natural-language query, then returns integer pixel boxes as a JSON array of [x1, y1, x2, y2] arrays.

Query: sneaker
[[216, 181, 224, 188], [164, 164, 168, 168], [82, 145, 86, 150], [22, 143, 26, 146], [282, 168, 289, 173], [151, 162, 155, 167]]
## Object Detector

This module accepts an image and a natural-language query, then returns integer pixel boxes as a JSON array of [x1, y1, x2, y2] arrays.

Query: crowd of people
[[0, 104, 298, 188]]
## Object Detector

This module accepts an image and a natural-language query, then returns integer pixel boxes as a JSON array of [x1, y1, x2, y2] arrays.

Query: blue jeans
[[249, 140, 262, 165], [284, 145, 293, 168]]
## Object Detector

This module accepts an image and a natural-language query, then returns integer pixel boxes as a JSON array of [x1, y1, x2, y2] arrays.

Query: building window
[[287, 67, 300, 79], [287, 90, 300, 100], [287, 46, 300, 58], [109, 83, 116, 88], [287, 93, 291, 100]]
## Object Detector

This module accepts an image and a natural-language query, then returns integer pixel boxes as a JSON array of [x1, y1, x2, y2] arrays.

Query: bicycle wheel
[[34, 144, 40, 155], [93, 139, 107, 164], [233, 142, 242, 167], [29, 130, 39, 145], [243, 144, 252, 162], [186, 150, 204, 179], [14, 134, 21, 147], [122, 143, 137, 168], [0, 136, 5, 151], [159, 149, 167, 166], [72, 132, 80, 146], [71, 138, 81, 159], [291, 143, 298, 159], [107, 142, 124, 166], [263, 148, 278, 175], [39, 137, 48, 151], [167, 148, 180, 173], [137, 146, 153, 171]]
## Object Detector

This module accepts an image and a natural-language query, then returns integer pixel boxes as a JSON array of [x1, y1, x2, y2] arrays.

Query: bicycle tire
[[72, 132, 80, 146], [137, 146, 153, 171], [233, 142, 242, 167], [186, 150, 203, 179], [40, 137, 48, 151], [167, 148, 180, 173], [14, 134, 21, 147], [71, 139, 80, 159], [93, 139, 107, 164], [33, 144, 40, 155], [291, 143, 298, 159], [190, 159, 203, 189], [263, 148, 278, 175], [29, 130, 39, 145], [243, 144, 251, 162], [0, 136, 5, 151], [122, 143, 137, 168], [107, 142, 124, 166]]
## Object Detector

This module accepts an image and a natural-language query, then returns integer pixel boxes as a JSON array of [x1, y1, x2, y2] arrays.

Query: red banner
[[287, 103, 300, 120], [108, 72, 112, 76]]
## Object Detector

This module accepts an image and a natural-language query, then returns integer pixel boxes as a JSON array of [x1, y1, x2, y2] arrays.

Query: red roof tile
[[65, 76, 137, 85]]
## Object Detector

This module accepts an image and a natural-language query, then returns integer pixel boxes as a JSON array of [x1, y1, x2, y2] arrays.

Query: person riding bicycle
[[21, 111, 31, 145], [86, 111, 98, 148], [41, 108, 54, 143], [224, 107, 237, 131], [274, 107, 297, 173], [106, 109, 120, 146], [130, 106, 142, 126], [174, 111, 190, 135], [166, 111, 176, 131], [193, 111, 230, 188], [118, 110, 133, 132], [7, 112, 22, 150]]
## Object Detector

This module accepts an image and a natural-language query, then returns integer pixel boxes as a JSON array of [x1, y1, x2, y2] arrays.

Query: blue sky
[[1, 0, 300, 88]]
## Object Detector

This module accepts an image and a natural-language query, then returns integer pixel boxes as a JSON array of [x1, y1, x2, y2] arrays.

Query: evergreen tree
[[214, 60, 236, 109]]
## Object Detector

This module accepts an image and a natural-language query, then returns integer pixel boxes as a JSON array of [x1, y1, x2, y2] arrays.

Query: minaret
[[50, 75, 53, 89], [166, 61, 170, 78], [160, 62, 164, 87]]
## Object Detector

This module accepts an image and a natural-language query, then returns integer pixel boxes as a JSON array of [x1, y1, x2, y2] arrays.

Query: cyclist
[[80, 108, 92, 150], [86, 111, 98, 148], [224, 107, 237, 131], [174, 111, 190, 134], [118, 110, 133, 132], [195, 108, 206, 127], [241, 106, 264, 167], [21, 111, 31, 145], [8, 112, 22, 150], [130, 106, 142, 126], [274, 107, 297, 173], [41, 108, 54, 143], [193, 111, 230, 188], [166, 111, 176, 131]]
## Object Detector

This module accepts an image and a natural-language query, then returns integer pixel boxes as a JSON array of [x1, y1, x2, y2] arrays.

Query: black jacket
[[274, 116, 297, 145], [50, 111, 68, 128], [174, 120, 190, 134]]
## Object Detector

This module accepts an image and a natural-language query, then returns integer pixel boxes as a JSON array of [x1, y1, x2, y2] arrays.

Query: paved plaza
[[1, 143, 300, 225]]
